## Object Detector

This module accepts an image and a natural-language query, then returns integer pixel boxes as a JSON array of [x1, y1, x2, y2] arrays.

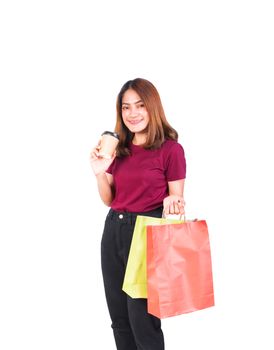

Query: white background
[[0, 1, 273, 349]]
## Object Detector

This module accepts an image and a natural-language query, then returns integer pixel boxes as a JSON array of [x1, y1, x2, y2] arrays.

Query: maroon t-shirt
[[106, 139, 186, 212]]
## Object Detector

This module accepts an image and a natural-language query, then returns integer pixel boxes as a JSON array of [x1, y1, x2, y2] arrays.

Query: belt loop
[[109, 208, 115, 220], [130, 212, 137, 226]]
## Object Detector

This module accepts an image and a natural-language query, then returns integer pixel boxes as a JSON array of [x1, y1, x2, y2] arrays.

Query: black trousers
[[101, 207, 165, 350]]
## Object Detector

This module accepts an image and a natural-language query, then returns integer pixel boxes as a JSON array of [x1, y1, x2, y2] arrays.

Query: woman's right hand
[[90, 143, 116, 176]]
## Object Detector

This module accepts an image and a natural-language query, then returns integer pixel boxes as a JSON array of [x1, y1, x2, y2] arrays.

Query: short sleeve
[[165, 142, 186, 181]]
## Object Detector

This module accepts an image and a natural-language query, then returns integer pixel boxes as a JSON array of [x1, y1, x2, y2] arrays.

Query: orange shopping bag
[[146, 220, 214, 319]]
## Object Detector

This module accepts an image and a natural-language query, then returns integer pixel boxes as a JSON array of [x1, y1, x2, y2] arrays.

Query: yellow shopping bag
[[122, 215, 182, 298]]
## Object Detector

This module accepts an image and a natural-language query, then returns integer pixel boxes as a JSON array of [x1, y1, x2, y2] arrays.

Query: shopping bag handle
[[162, 210, 186, 222], [162, 212, 199, 223]]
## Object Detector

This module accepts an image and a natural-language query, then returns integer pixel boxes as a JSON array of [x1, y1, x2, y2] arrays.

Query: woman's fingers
[[90, 149, 99, 160], [171, 201, 182, 215], [177, 199, 185, 214], [164, 200, 175, 215], [163, 196, 185, 215], [170, 203, 175, 215], [90, 143, 103, 160], [90, 140, 102, 160]]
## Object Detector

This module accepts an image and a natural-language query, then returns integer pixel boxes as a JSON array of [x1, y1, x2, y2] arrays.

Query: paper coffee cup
[[99, 131, 119, 159]]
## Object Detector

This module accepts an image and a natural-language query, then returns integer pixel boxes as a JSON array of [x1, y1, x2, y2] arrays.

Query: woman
[[90, 78, 186, 350]]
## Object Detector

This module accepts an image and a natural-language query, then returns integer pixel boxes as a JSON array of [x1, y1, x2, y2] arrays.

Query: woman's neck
[[132, 133, 147, 146]]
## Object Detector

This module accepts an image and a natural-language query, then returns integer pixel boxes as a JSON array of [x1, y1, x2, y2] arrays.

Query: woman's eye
[[122, 106, 128, 110]]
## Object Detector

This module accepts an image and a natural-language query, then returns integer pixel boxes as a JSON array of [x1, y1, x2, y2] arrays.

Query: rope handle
[[162, 210, 186, 222]]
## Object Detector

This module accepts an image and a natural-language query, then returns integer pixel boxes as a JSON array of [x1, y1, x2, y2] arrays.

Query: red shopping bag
[[146, 220, 214, 319]]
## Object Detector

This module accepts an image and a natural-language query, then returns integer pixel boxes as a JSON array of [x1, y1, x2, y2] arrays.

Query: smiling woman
[[90, 78, 186, 350], [114, 78, 179, 156]]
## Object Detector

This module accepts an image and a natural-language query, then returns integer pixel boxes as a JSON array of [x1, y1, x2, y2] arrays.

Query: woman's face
[[121, 89, 149, 134]]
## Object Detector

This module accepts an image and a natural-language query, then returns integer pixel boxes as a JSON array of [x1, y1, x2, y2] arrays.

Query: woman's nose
[[129, 107, 139, 117]]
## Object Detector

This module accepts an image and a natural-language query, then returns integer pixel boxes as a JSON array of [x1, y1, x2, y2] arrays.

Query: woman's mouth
[[128, 119, 143, 125]]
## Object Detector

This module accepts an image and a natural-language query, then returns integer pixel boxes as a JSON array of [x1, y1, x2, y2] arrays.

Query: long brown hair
[[115, 78, 178, 156]]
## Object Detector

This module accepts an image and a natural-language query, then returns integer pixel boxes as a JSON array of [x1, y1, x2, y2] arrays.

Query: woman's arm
[[163, 179, 185, 215], [95, 172, 114, 206], [90, 147, 115, 206]]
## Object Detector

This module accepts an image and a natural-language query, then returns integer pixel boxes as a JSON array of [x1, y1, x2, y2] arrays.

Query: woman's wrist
[[95, 171, 106, 178]]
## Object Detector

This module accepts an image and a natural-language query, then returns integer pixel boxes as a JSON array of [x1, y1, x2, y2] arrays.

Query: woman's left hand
[[163, 195, 185, 216]]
